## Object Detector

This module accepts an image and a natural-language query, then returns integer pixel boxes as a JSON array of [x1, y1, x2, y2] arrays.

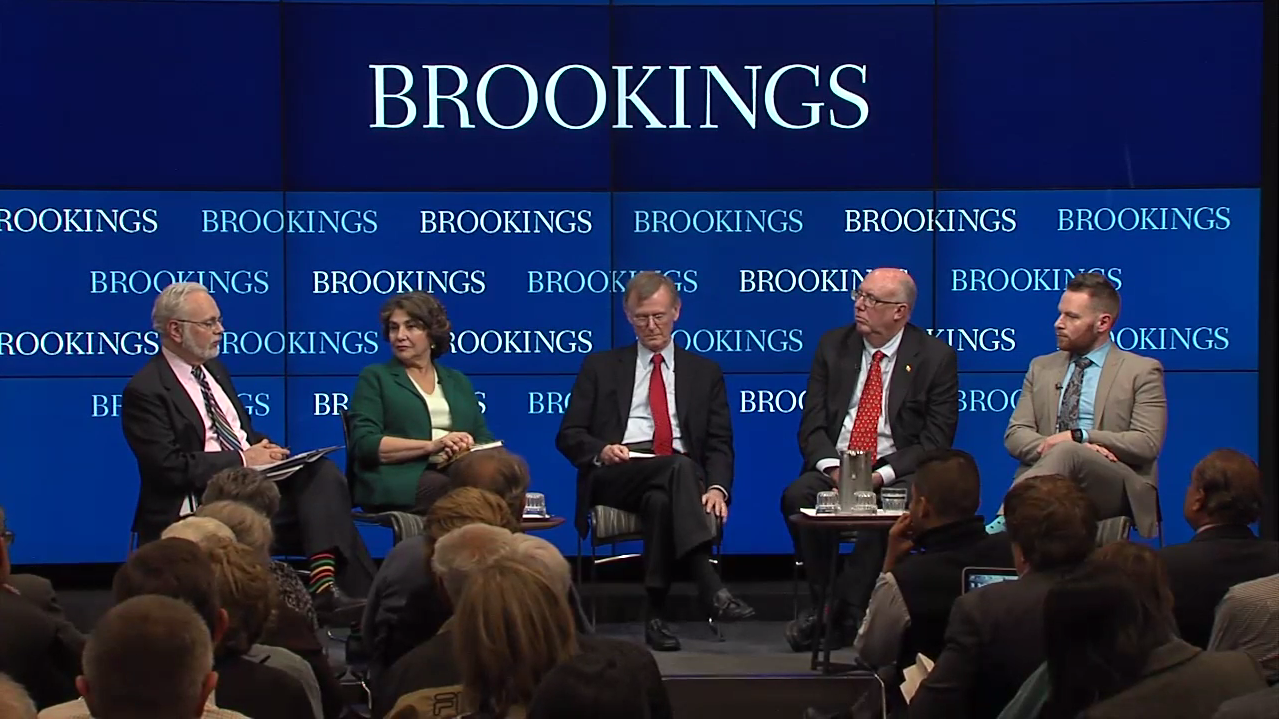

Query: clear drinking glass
[[815, 491, 839, 515], [881, 487, 909, 513], [523, 492, 547, 518], [852, 490, 879, 514]]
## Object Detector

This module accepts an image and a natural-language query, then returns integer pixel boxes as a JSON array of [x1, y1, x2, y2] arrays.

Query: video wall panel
[[0, 0, 1261, 563]]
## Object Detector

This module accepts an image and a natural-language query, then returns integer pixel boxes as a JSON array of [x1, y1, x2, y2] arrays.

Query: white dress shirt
[[815, 328, 903, 484], [622, 342, 684, 453]]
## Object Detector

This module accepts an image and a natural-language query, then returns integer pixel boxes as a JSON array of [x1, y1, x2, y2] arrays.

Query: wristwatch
[[1071, 428, 1084, 443]]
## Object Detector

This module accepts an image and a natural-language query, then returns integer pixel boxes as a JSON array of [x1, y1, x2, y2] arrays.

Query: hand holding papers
[[250, 445, 342, 481]]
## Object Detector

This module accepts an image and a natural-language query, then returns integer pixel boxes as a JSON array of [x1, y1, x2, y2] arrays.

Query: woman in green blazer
[[348, 292, 494, 511]]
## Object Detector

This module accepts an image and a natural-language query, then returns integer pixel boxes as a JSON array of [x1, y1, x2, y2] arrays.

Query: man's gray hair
[[432, 524, 516, 601], [151, 282, 210, 332], [194, 501, 274, 561], [0, 673, 37, 719], [161, 516, 236, 549]]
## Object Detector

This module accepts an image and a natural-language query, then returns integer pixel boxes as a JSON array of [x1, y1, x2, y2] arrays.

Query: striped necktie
[[191, 365, 243, 452]]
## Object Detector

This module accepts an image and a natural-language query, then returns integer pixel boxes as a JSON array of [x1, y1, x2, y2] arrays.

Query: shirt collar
[[638, 341, 675, 368], [865, 327, 904, 359], [162, 346, 202, 377], [1079, 340, 1112, 367]]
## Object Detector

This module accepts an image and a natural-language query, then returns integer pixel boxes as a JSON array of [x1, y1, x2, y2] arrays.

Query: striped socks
[[308, 552, 337, 595]]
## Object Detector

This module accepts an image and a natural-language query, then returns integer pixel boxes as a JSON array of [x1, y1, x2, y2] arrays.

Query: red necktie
[[649, 353, 674, 456], [848, 350, 886, 464]]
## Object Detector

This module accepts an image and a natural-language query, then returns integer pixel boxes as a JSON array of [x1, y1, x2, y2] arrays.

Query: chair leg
[[792, 557, 802, 620], [590, 540, 598, 628]]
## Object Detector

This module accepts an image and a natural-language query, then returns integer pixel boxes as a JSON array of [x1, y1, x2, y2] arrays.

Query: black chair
[[338, 408, 424, 546]]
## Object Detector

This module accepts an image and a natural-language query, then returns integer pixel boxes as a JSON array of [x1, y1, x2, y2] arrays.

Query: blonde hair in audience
[[204, 537, 278, 656], [432, 523, 516, 602], [423, 486, 519, 571], [454, 557, 578, 718], [195, 500, 274, 561], [506, 534, 571, 594], [0, 672, 37, 719], [161, 516, 236, 549]]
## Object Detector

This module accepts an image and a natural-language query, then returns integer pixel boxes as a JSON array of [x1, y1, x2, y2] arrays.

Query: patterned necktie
[[649, 353, 674, 456], [191, 365, 243, 452], [1056, 356, 1094, 433], [848, 350, 887, 464]]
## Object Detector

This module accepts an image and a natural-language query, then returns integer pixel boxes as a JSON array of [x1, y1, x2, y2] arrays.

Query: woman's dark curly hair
[[379, 291, 452, 359]]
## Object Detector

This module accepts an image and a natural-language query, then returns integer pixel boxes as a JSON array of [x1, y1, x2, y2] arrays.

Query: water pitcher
[[838, 449, 874, 512]]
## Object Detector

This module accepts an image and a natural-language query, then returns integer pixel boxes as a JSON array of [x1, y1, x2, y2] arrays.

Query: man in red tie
[[780, 268, 959, 652], [557, 271, 754, 651]]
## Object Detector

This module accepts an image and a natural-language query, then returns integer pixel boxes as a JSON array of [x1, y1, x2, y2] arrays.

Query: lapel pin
[[905, 365, 912, 373]]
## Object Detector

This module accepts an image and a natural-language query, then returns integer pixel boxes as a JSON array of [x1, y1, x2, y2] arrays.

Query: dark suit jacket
[[0, 590, 82, 710], [555, 343, 733, 537], [122, 354, 269, 538], [215, 653, 316, 719], [909, 569, 1066, 719], [1082, 640, 1266, 719], [1159, 525, 1279, 648], [798, 323, 958, 479], [348, 360, 494, 508]]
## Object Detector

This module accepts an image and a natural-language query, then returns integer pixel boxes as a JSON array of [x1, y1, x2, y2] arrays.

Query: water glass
[[881, 487, 909, 513], [815, 491, 839, 515], [523, 492, 547, 518], [851, 490, 879, 514]]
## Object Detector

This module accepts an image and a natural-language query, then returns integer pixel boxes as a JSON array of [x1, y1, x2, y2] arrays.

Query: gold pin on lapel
[[905, 365, 912, 373]]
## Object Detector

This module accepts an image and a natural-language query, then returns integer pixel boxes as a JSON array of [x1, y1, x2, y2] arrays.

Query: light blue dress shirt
[[1057, 340, 1112, 442]]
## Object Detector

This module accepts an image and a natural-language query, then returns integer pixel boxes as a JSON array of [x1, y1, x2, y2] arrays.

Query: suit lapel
[[829, 328, 863, 422], [673, 346, 691, 437], [887, 326, 921, 421], [1043, 352, 1069, 432], [155, 354, 205, 435], [1093, 348, 1123, 428], [387, 361, 425, 408], [615, 344, 638, 428]]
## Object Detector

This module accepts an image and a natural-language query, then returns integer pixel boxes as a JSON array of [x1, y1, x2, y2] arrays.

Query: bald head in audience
[[77, 595, 217, 719], [431, 523, 515, 603], [0, 672, 37, 719]]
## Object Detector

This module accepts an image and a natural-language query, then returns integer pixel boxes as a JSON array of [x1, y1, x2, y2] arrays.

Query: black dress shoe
[[313, 586, 366, 625], [709, 588, 756, 622], [645, 618, 681, 651], [785, 611, 818, 652]]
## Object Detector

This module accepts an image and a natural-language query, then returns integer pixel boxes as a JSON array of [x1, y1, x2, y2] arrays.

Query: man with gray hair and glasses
[[121, 282, 375, 622], [780, 267, 959, 652]]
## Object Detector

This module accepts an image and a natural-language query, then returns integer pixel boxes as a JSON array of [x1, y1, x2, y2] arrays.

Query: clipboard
[[436, 440, 505, 468], [251, 445, 342, 481]]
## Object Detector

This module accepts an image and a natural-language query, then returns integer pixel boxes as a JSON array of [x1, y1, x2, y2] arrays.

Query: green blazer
[[348, 359, 494, 508]]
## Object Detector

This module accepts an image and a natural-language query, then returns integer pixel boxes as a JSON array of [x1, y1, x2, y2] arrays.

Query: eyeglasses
[[175, 317, 224, 330], [851, 290, 906, 307], [628, 313, 669, 328], [2, 529, 13, 545]]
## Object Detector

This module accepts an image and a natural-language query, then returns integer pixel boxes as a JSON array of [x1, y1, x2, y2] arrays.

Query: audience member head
[[1003, 474, 1097, 575], [526, 652, 649, 719], [112, 538, 227, 645], [423, 487, 519, 571], [454, 557, 578, 718], [1039, 562, 1170, 719], [204, 538, 277, 658], [447, 448, 532, 520], [505, 534, 572, 595], [1056, 272, 1119, 355], [201, 467, 280, 519], [910, 449, 982, 530], [0, 672, 37, 719], [432, 523, 516, 603], [78, 595, 217, 719], [1091, 541, 1176, 632], [0, 505, 11, 584], [194, 500, 274, 561], [161, 517, 235, 549], [1184, 448, 1263, 530], [853, 268, 916, 344]]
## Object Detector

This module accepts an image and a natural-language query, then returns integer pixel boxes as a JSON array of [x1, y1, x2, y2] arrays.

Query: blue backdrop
[[0, 0, 1262, 564]]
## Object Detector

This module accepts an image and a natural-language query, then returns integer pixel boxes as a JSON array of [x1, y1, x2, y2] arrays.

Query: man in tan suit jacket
[[1004, 273, 1167, 537]]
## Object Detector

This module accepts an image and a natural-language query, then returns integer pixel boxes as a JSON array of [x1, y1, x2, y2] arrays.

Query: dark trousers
[[589, 454, 718, 592], [781, 470, 913, 613], [270, 459, 377, 597], [412, 464, 457, 516]]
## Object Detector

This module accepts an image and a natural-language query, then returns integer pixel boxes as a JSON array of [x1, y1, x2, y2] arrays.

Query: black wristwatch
[[1071, 428, 1084, 443]]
